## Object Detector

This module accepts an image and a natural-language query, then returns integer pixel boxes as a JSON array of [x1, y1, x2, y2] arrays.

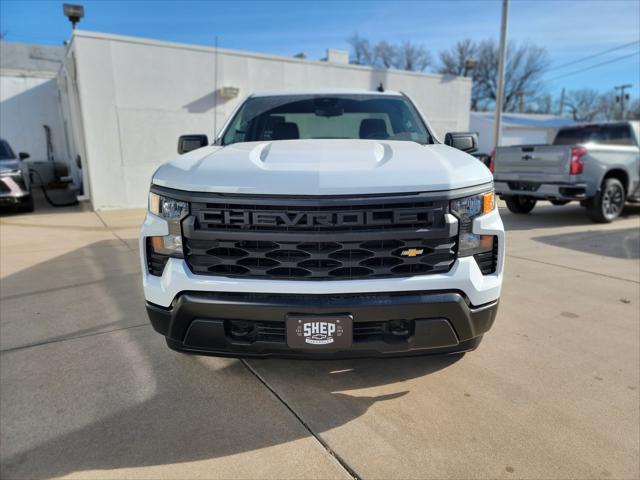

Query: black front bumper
[[146, 291, 498, 358]]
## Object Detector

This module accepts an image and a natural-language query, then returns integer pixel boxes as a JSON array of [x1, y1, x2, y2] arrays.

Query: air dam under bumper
[[146, 291, 498, 358]]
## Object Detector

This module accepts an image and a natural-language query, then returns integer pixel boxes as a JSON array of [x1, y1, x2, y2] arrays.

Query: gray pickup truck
[[493, 121, 640, 222]]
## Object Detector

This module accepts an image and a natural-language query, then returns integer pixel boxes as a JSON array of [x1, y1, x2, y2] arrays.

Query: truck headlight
[[450, 190, 495, 256], [149, 192, 189, 220], [147, 192, 189, 260]]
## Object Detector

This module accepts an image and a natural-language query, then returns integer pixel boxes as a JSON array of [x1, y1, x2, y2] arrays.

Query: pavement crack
[[0, 272, 140, 301], [506, 254, 639, 284], [94, 212, 132, 250], [241, 359, 361, 480], [0, 323, 149, 354]]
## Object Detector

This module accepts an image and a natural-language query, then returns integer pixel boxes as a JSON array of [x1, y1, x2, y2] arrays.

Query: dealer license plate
[[286, 315, 353, 350]]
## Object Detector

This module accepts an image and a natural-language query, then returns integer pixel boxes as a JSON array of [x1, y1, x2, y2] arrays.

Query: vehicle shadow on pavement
[[533, 227, 640, 259], [500, 202, 640, 231], [0, 239, 462, 478]]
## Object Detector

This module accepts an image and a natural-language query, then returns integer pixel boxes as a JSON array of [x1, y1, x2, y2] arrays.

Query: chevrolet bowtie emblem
[[400, 248, 424, 257]]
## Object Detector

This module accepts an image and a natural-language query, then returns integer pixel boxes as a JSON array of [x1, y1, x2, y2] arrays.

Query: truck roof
[[251, 89, 403, 97], [561, 120, 639, 129]]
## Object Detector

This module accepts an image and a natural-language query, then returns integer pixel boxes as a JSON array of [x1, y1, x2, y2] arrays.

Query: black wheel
[[18, 194, 34, 213], [505, 195, 537, 214], [586, 178, 625, 223], [550, 199, 570, 206]]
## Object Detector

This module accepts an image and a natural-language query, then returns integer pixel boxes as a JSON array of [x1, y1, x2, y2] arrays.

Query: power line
[[547, 40, 640, 72], [546, 50, 640, 82]]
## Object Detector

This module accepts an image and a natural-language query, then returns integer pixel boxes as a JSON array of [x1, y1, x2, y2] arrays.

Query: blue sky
[[2, 0, 639, 101]]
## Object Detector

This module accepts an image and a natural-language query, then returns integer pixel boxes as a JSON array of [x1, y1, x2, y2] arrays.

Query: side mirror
[[18, 152, 30, 160], [444, 132, 478, 153], [177, 134, 209, 154]]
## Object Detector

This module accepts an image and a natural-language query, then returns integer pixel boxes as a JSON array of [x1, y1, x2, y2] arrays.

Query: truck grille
[[183, 194, 457, 280]]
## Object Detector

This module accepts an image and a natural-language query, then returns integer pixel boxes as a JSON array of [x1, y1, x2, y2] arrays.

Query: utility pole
[[518, 92, 524, 113], [493, 0, 509, 150], [213, 36, 219, 141], [558, 88, 565, 116], [614, 84, 632, 119]]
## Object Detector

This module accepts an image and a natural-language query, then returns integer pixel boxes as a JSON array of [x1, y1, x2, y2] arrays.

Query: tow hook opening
[[389, 320, 410, 336], [229, 320, 256, 339]]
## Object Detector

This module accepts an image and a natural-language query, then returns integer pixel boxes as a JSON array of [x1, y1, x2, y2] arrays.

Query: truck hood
[[152, 140, 492, 195]]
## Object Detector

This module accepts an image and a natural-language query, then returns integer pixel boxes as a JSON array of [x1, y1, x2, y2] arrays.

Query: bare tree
[[564, 89, 601, 122], [527, 95, 552, 114], [595, 91, 620, 121], [438, 39, 548, 112], [396, 41, 432, 71], [347, 35, 431, 72], [373, 41, 396, 69], [473, 40, 549, 112], [347, 34, 374, 66], [559, 89, 637, 121], [438, 39, 477, 77], [626, 99, 640, 120]]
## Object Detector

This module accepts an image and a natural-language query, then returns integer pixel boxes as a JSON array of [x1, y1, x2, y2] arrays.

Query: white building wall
[[0, 74, 69, 163], [57, 54, 90, 194], [68, 31, 472, 209], [469, 116, 495, 154]]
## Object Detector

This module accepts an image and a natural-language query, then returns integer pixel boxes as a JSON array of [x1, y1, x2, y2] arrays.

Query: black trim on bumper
[[495, 181, 589, 200], [146, 291, 498, 358]]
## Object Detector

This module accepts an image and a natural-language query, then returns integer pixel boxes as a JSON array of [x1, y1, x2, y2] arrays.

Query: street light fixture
[[464, 59, 478, 76], [63, 4, 84, 30]]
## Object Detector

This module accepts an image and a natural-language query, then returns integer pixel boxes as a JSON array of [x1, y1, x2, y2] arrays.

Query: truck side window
[[553, 128, 584, 145], [554, 125, 635, 146], [605, 125, 634, 146]]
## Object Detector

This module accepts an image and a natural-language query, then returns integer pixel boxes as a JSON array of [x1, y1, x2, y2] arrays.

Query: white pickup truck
[[493, 121, 640, 222], [140, 90, 504, 358]]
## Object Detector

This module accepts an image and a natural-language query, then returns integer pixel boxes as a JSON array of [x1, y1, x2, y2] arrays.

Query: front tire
[[505, 195, 537, 214], [586, 178, 625, 223]]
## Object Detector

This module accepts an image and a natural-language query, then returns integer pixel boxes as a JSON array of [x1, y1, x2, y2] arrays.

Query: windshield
[[221, 94, 432, 145], [554, 125, 636, 146], [0, 141, 16, 160]]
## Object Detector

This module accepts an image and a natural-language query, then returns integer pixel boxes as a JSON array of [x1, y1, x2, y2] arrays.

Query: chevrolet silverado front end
[[140, 91, 504, 358]]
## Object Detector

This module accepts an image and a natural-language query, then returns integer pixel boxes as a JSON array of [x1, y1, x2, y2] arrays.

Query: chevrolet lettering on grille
[[203, 208, 433, 228]]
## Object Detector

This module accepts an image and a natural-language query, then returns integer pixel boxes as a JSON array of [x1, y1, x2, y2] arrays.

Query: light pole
[[463, 58, 478, 77], [493, 0, 509, 150]]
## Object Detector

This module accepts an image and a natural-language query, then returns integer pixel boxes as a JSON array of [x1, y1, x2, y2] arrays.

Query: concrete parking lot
[[1, 196, 639, 479]]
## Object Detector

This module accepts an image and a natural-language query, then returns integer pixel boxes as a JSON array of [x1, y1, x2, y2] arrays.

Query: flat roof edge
[[70, 30, 472, 83]]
